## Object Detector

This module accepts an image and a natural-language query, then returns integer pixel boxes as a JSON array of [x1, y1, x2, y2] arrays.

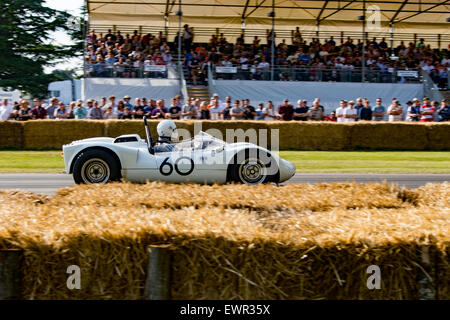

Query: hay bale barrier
[[0, 121, 23, 148], [0, 182, 448, 300], [1, 120, 450, 150], [22, 120, 105, 149]]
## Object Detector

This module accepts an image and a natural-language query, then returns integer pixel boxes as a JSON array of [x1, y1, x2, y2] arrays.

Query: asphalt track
[[0, 173, 448, 195]]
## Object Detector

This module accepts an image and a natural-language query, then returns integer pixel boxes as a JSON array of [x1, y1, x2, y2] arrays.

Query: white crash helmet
[[157, 120, 178, 141]]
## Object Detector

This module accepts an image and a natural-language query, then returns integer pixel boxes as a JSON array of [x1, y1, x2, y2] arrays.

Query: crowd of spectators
[[85, 28, 175, 78], [1, 95, 449, 122], [84, 26, 449, 87]]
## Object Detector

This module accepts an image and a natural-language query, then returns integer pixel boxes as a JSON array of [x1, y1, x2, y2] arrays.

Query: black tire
[[73, 149, 120, 184], [229, 149, 278, 185]]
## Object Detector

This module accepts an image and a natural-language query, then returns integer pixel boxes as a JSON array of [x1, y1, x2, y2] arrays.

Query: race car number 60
[[160, 157, 194, 176]]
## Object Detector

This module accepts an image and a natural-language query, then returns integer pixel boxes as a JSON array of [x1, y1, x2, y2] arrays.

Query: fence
[[212, 65, 422, 83]]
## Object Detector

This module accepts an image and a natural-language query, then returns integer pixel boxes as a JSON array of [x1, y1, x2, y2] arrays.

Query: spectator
[[373, 98, 386, 121], [73, 101, 88, 119], [262, 101, 277, 121], [89, 101, 104, 119], [209, 98, 223, 120], [99, 97, 107, 110], [0, 98, 14, 120], [31, 98, 48, 119], [166, 97, 182, 120], [243, 99, 257, 120], [85, 99, 94, 114], [359, 99, 373, 121], [324, 111, 337, 122], [67, 102, 76, 119], [230, 100, 244, 120], [104, 106, 117, 119], [222, 100, 232, 120], [419, 97, 435, 122], [308, 100, 324, 121], [16, 100, 32, 121], [387, 100, 403, 122], [183, 24, 194, 52], [144, 99, 156, 117], [133, 98, 145, 119], [181, 97, 197, 120], [255, 103, 264, 120], [106, 95, 117, 113], [437, 99, 450, 122], [277, 99, 294, 121], [116, 101, 125, 118], [189, 53, 201, 86], [199, 101, 210, 119], [54, 102, 68, 119], [312, 98, 325, 112], [151, 99, 167, 119], [407, 98, 421, 121], [120, 107, 133, 119], [293, 99, 309, 121], [123, 95, 133, 110], [354, 97, 364, 120], [335, 100, 347, 122], [46, 97, 58, 119]]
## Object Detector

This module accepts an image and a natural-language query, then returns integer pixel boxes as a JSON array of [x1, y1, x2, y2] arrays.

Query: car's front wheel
[[73, 149, 120, 184], [230, 149, 275, 185]]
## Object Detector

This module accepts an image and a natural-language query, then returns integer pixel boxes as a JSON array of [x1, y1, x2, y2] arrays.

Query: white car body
[[63, 131, 296, 185]]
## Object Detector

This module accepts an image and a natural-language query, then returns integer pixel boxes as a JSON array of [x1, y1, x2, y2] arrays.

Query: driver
[[154, 119, 178, 153]]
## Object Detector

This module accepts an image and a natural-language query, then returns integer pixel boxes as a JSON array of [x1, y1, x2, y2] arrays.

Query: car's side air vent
[[114, 136, 138, 143]]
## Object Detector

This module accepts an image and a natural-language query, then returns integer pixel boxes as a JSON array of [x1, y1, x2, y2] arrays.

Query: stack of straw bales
[[0, 120, 449, 150], [0, 182, 448, 299]]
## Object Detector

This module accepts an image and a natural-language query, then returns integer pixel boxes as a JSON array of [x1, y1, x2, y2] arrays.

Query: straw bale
[[266, 122, 352, 150], [350, 122, 429, 150], [0, 182, 448, 300], [23, 120, 105, 149], [426, 123, 450, 150], [0, 121, 24, 148]]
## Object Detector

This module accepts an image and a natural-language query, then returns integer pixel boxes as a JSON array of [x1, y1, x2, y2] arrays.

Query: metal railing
[[90, 24, 450, 49], [179, 65, 189, 104], [211, 65, 422, 84], [420, 68, 444, 102], [85, 64, 170, 79], [207, 63, 217, 97]]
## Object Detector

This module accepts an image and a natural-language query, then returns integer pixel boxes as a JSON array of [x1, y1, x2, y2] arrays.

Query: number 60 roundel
[[159, 157, 195, 176]]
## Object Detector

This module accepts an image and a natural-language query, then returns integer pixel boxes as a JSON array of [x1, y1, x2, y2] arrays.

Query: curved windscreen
[[173, 131, 227, 151]]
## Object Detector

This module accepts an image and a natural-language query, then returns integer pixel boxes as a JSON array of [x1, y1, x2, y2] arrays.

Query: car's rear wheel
[[73, 149, 120, 184]]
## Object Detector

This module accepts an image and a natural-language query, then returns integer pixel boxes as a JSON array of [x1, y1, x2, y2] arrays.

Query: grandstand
[[80, 1, 449, 111]]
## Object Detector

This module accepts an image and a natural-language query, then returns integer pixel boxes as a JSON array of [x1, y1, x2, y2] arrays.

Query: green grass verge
[[0, 150, 449, 173], [278, 151, 450, 173]]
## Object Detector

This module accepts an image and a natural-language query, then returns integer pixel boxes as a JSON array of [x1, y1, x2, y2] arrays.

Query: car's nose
[[279, 159, 296, 183]]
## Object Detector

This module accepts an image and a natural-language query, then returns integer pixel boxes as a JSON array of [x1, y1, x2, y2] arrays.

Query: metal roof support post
[[269, 0, 275, 81], [176, 1, 182, 83], [389, 23, 394, 55], [362, 0, 366, 83]]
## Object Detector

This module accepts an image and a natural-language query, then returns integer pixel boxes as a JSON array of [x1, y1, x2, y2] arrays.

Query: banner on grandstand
[[145, 65, 167, 72], [397, 70, 418, 78], [216, 66, 237, 73]]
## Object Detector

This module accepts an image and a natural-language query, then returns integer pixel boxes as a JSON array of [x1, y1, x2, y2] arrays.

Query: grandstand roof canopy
[[86, 0, 450, 33]]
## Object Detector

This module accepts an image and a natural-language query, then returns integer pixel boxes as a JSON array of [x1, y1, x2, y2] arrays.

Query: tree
[[0, 0, 76, 98]]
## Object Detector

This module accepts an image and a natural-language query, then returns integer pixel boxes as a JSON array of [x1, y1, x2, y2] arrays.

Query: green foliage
[[0, 0, 79, 98]]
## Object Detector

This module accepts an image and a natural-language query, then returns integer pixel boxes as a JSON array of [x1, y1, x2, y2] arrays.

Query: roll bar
[[143, 116, 155, 155]]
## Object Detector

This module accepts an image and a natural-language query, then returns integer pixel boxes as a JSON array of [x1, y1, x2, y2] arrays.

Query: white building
[[0, 88, 21, 104], [47, 79, 82, 105]]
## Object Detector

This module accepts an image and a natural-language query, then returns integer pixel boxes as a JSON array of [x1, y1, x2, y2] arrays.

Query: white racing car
[[62, 118, 296, 185]]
